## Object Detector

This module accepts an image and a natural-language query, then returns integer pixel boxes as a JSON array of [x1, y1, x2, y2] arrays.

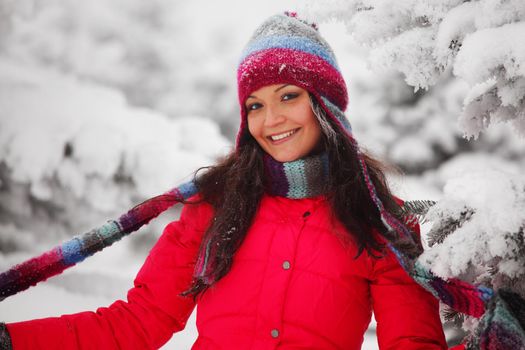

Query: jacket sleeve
[[5, 200, 212, 350], [369, 222, 448, 350]]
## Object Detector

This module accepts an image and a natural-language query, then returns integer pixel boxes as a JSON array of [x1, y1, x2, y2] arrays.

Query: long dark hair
[[183, 95, 418, 297]]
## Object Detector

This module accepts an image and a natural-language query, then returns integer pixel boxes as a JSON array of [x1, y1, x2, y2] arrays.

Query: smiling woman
[[246, 84, 322, 162], [1, 12, 448, 350]]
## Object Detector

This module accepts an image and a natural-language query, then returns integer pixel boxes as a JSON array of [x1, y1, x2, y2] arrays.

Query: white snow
[[0, 57, 230, 207], [434, 1, 477, 69], [301, 0, 525, 137], [419, 170, 525, 280], [370, 27, 439, 90], [454, 22, 525, 85]]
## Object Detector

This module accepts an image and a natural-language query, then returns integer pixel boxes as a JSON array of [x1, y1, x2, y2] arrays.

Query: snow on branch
[[300, 0, 525, 138], [418, 171, 525, 293], [0, 58, 229, 211]]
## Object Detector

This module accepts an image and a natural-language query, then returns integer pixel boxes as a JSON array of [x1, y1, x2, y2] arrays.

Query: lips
[[267, 128, 299, 143]]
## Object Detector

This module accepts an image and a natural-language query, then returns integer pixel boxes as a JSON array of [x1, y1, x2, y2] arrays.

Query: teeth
[[270, 129, 296, 141]]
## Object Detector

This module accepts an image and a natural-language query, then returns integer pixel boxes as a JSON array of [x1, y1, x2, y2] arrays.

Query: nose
[[263, 105, 285, 128]]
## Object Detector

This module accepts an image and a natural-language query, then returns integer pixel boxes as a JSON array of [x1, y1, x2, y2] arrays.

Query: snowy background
[[1, 0, 525, 348]]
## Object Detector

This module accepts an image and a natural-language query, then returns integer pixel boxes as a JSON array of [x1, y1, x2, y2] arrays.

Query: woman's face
[[245, 84, 322, 162]]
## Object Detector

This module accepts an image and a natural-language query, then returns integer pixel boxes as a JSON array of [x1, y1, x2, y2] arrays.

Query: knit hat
[[236, 12, 352, 148]]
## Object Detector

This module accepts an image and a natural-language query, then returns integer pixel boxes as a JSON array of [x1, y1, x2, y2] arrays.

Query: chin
[[270, 153, 302, 163]]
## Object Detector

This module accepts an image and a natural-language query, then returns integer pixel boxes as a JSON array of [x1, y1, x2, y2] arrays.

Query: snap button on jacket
[[6, 195, 447, 349]]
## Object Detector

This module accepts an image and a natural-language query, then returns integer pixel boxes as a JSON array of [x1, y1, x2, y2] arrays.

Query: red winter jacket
[[7, 195, 447, 349]]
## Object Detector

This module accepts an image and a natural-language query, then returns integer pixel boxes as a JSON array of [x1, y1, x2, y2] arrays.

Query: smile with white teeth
[[269, 129, 298, 142]]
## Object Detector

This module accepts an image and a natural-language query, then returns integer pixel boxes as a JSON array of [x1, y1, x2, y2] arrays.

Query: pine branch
[[399, 200, 437, 224], [507, 227, 525, 261], [442, 305, 465, 326], [400, 201, 478, 247], [427, 208, 475, 247]]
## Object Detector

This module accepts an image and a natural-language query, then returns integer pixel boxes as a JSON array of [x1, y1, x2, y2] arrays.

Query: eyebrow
[[274, 84, 290, 92], [246, 84, 291, 100]]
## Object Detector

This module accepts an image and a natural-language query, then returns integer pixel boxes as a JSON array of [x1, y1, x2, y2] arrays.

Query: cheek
[[247, 118, 255, 135], [247, 117, 260, 138], [309, 123, 322, 149], [302, 110, 322, 144]]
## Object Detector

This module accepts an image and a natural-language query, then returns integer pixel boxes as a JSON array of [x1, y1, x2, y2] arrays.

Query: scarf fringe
[[467, 291, 525, 350]]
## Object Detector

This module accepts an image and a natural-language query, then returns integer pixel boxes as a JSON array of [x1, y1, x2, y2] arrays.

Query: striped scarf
[[263, 152, 328, 198]]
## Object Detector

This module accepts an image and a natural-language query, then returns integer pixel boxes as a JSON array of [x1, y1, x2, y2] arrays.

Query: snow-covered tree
[[302, 0, 525, 139], [0, 57, 230, 253], [0, 0, 242, 136], [0, 0, 238, 256], [321, 20, 525, 175], [350, 70, 525, 173], [419, 170, 525, 329], [0, 0, 233, 254]]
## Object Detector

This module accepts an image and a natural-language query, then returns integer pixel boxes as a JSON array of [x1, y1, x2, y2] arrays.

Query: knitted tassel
[[193, 233, 215, 285], [411, 261, 491, 318], [0, 181, 197, 301], [468, 291, 525, 350]]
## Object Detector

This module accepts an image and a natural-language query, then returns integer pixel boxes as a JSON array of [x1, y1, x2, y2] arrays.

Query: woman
[[1, 12, 447, 349]]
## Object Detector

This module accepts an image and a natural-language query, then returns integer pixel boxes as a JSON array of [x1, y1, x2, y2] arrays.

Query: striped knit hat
[[236, 12, 352, 147]]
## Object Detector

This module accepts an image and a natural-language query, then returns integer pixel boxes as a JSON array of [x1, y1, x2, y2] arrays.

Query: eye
[[246, 102, 263, 112], [282, 92, 299, 101]]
